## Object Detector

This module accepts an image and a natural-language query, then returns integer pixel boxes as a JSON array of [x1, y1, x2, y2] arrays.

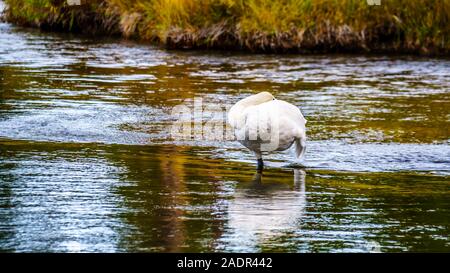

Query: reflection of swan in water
[[220, 169, 306, 251]]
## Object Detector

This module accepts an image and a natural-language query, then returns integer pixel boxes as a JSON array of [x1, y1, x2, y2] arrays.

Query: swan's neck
[[235, 95, 270, 108], [228, 95, 271, 128]]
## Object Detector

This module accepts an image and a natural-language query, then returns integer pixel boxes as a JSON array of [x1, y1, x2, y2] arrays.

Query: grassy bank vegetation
[[3, 0, 450, 54]]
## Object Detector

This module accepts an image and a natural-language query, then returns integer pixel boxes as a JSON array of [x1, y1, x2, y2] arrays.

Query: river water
[[0, 18, 449, 252]]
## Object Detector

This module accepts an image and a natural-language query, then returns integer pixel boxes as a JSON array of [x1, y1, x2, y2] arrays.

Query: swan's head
[[228, 91, 275, 127], [255, 91, 275, 102], [233, 91, 275, 108], [246, 91, 275, 105]]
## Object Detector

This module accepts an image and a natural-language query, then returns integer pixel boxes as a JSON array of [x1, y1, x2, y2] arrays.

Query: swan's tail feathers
[[295, 137, 306, 159]]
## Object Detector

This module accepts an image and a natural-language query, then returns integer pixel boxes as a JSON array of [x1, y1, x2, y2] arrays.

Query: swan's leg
[[257, 159, 264, 171], [255, 151, 264, 171]]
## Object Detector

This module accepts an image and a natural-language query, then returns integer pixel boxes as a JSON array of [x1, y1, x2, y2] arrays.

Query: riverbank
[[2, 0, 449, 55]]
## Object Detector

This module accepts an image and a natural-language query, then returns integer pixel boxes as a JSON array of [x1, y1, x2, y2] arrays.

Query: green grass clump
[[3, 0, 450, 54]]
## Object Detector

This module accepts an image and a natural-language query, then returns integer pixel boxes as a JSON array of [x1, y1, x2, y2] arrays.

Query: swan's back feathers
[[271, 99, 307, 129]]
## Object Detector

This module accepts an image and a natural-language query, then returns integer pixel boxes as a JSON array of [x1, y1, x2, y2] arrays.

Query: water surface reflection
[[0, 21, 449, 252]]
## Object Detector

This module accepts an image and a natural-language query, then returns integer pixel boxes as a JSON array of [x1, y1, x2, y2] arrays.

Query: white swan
[[228, 92, 307, 170]]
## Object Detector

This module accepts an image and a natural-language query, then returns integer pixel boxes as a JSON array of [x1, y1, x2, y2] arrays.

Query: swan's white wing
[[267, 100, 307, 157], [271, 100, 307, 127], [259, 100, 306, 135]]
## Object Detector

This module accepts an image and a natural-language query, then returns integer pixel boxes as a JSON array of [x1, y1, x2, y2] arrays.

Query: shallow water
[[0, 21, 449, 252]]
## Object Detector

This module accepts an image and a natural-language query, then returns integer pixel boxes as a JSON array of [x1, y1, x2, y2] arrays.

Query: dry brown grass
[[4, 0, 450, 55]]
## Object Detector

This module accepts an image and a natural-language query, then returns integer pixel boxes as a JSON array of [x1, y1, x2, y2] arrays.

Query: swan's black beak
[[257, 158, 264, 172]]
